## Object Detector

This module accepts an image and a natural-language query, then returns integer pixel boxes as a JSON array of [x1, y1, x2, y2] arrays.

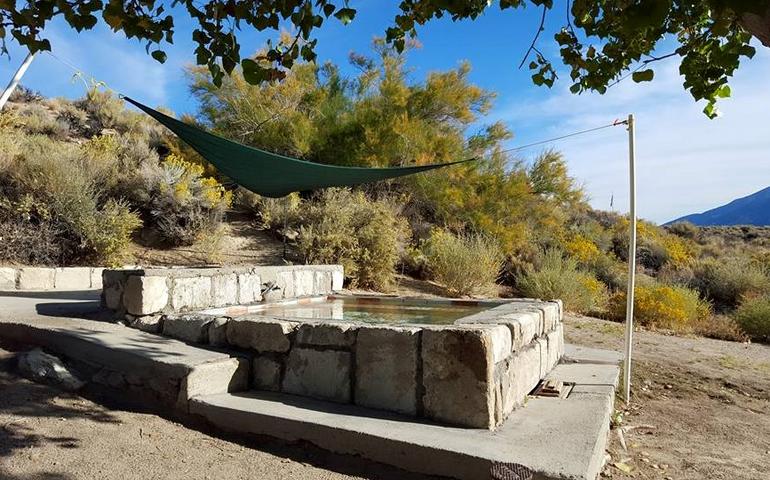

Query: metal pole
[[623, 114, 637, 404], [0, 51, 36, 111]]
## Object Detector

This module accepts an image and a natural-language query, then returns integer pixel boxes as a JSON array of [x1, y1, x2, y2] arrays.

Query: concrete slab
[[563, 344, 623, 365], [191, 360, 618, 480]]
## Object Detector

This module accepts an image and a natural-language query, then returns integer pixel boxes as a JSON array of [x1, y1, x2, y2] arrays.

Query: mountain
[[668, 186, 770, 226]]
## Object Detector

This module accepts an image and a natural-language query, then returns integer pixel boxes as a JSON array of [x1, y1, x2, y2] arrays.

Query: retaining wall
[[0, 266, 104, 291], [103, 265, 344, 321]]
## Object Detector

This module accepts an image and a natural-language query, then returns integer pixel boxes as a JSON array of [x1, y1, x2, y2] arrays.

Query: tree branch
[[518, 5, 548, 69]]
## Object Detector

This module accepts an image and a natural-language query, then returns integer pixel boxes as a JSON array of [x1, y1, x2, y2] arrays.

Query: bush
[[296, 188, 409, 290], [422, 229, 503, 297], [608, 282, 711, 332], [693, 315, 747, 342], [666, 221, 699, 240], [732, 296, 770, 342], [134, 154, 232, 246], [690, 257, 769, 309], [518, 249, 608, 314]]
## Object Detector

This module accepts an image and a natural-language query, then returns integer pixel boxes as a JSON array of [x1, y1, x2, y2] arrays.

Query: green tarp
[[123, 97, 472, 198]]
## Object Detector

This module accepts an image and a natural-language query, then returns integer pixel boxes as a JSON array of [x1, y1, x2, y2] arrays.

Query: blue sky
[[2, 3, 769, 224]]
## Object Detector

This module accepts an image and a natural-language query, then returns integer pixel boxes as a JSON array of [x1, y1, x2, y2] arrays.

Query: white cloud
[[493, 45, 770, 224]]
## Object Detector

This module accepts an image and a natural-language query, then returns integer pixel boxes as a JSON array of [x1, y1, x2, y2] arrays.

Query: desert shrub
[[732, 297, 770, 342], [0, 134, 142, 265], [693, 315, 747, 342], [296, 188, 409, 290], [666, 221, 699, 240], [237, 189, 301, 230], [564, 235, 601, 264], [421, 229, 503, 297], [690, 257, 769, 309], [136, 154, 232, 246], [8, 85, 42, 103], [17, 104, 70, 139], [518, 249, 608, 314], [607, 282, 711, 332]]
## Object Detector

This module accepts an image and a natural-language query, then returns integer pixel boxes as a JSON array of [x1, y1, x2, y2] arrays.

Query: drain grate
[[490, 462, 533, 480], [533, 379, 575, 398]]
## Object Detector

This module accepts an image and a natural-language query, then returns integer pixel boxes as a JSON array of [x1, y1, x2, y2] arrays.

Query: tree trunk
[[741, 7, 770, 48]]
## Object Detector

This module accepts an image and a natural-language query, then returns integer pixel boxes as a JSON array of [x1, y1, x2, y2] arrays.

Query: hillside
[[669, 186, 770, 226]]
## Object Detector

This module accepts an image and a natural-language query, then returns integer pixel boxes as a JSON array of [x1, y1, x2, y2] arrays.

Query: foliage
[[693, 315, 747, 343], [666, 221, 700, 240], [518, 249, 608, 314], [134, 154, 232, 246], [608, 282, 711, 332], [690, 257, 769, 310], [732, 296, 770, 342], [6, 1, 768, 117], [294, 189, 409, 290], [421, 229, 503, 297]]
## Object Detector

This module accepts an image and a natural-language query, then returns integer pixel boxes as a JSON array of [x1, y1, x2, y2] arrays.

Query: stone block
[[226, 318, 295, 352], [0, 268, 16, 290], [331, 268, 344, 291], [237, 273, 262, 304], [294, 269, 315, 297], [295, 322, 357, 348], [282, 348, 351, 403], [277, 270, 295, 298], [421, 328, 497, 429], [17, 268, 55, 290], [211, 274, 238, 307], [499, 343, 542, 414], [314, 270, 333, 294], [90, 268, 104, 289], [54, 267, 91, 290], [179, 358, 249, 408], [171, 276, 212, 311], [253, 356, 283, 391], [536, 337, 549, 378], [208, 317, 230, 347], [501, 310, 543, 350], [124, 276, 169, 315], [355, 326, 419, 415], [129, 314, 163, 334], [162, 314, 214, 343], [546, 324, 564, 371]]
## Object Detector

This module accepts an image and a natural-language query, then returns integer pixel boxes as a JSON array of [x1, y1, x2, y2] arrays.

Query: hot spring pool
[[238, 296, 500, 325]]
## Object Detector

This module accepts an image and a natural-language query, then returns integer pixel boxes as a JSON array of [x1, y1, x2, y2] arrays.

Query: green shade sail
[[123, 97, 473, 198]]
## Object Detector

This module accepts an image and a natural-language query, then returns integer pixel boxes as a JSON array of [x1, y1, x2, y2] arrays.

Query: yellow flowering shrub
[[565, 235, 601, 264], [608, 283, 711, 331]]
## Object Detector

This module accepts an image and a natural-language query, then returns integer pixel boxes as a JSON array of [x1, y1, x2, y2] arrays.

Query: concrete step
[[190, 360, 619, 480], [0, 314, 248, 410]]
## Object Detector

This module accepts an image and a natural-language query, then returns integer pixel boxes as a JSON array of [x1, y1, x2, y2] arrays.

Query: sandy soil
[[566, 314, 770, 480], [1, 300, 769, 479]]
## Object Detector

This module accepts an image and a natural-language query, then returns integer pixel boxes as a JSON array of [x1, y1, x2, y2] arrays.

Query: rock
[[17, 348, 85, 391], [501, 310, 543, 350], [0, 267, 17, 290], [421, 328, 498, 429], [237, 273, 262, 304], [253, 356, 283, 391], [499, 342, 542, 414], [293, 269, 315, 297], [53, 267, 91, 290], [171, 276, 212, 311], [211, 274, 238, 307], [92, 368, 127, 389], [295, 323, 357, 348], [208, 317, 230, 346], [226, 318, 295, 352], [545, 324, 564, 371], [162, 314, 214, 343], [313, 270, 333, 294], [124, 276, 169, 315], [331, 268, 344, 291], [90, 268, 104, 289], [17, 268, 55, 290], [282, 348, 351, 403], [355, 326, 419, 415], [129, 314, 163, 334]]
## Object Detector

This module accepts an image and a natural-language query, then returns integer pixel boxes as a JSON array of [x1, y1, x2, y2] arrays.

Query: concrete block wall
[[103, 265, 344, 321], [128, 298, 563, 430], [0, 266, 104, 291]]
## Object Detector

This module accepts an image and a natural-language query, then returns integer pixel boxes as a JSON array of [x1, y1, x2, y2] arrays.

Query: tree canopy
[[2, 1, 769, 116]]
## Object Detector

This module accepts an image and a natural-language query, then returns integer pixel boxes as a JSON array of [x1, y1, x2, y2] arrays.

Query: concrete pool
[[103, 266, 564, 430]]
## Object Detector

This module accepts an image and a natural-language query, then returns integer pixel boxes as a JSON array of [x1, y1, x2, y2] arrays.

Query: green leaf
[[715, 85, 731, 98], [334, 8, 356, 25], [151, 50, 167, 63], [631, 69, 654, 82], [241, 58, 269, 84]]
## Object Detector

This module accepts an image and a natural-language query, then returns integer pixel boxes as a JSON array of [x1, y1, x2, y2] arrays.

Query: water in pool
[[247, 297, 491, 325]]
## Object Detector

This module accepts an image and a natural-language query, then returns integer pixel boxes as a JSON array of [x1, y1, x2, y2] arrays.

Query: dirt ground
[[1, 314, 769, 479]]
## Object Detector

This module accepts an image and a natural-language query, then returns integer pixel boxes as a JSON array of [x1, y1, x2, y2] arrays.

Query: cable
[[498, 120, 627, 155]]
